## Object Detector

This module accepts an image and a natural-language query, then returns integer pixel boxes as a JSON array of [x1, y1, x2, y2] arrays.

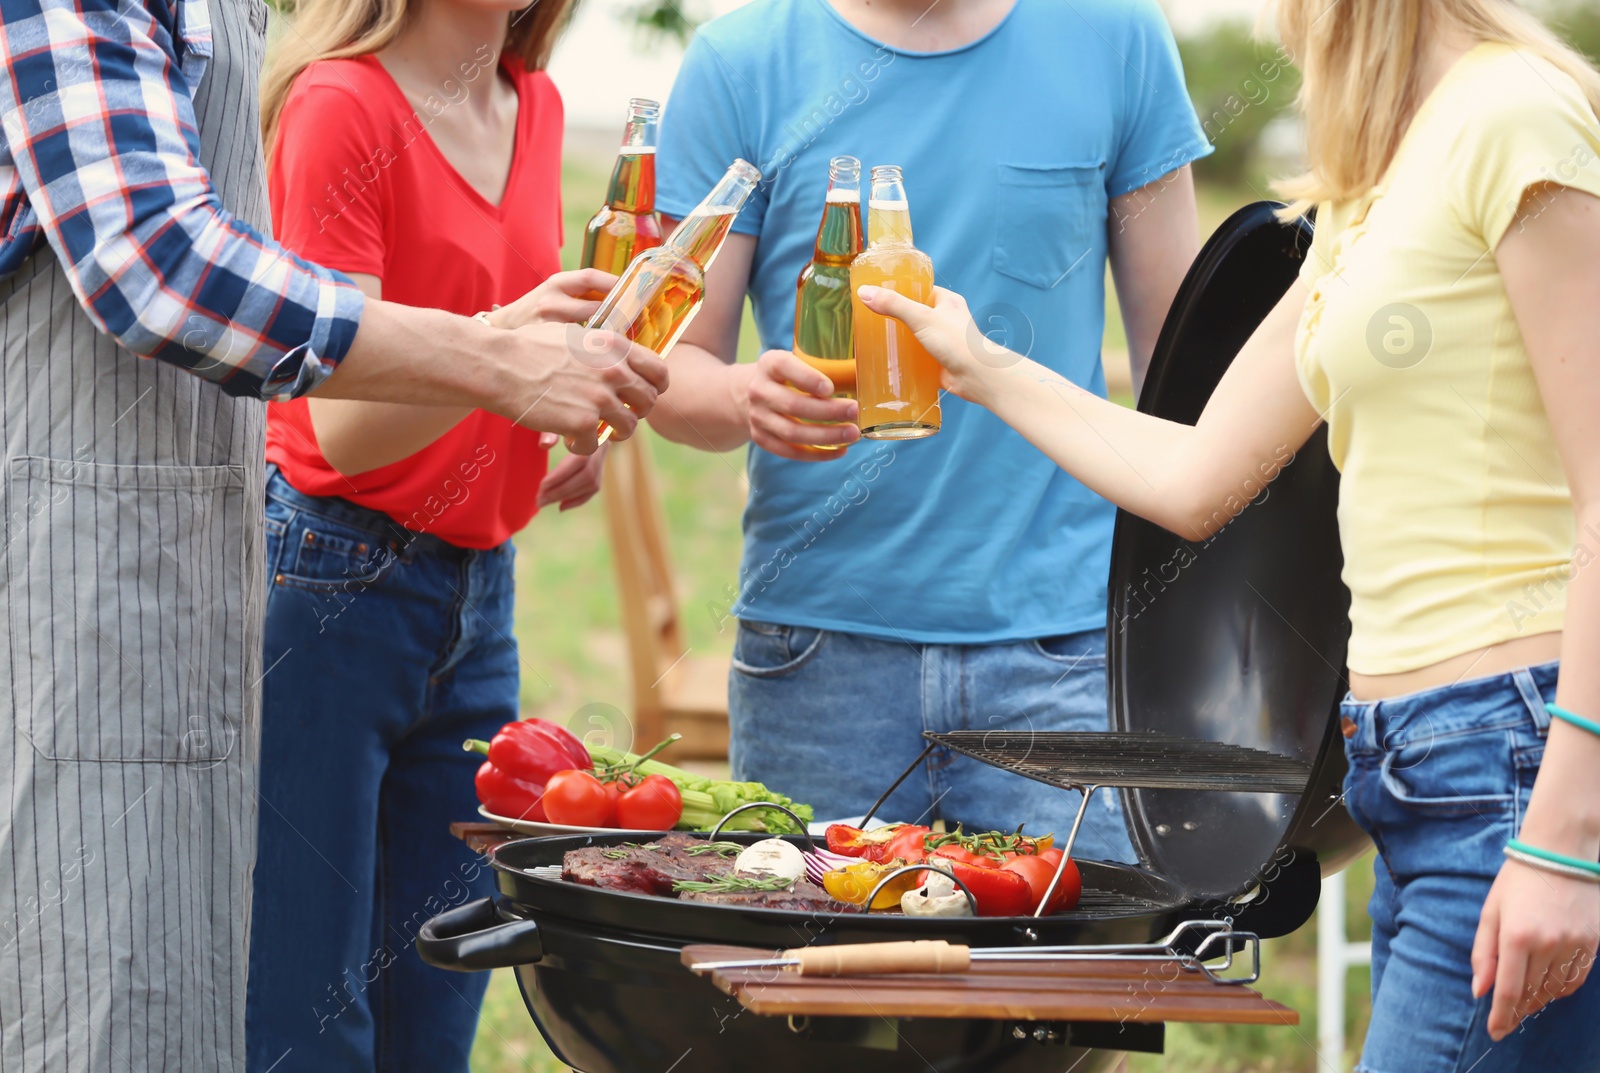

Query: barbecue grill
[[416, 202, 1370, 1072]]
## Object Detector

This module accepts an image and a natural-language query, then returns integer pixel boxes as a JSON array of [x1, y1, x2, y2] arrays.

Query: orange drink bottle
[[792, 155, 864, 451], [850, 165, 940, 439], [589, 158, 762, 443], [581, 98, 664, 278]]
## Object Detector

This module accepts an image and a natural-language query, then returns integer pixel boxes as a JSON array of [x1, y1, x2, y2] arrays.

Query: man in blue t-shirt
[[650, 0, 1211, 861]]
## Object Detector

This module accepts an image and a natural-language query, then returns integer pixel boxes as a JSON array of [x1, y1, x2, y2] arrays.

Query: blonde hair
[[1272, 0, 1600, 216], [260, 0, 573, 153]]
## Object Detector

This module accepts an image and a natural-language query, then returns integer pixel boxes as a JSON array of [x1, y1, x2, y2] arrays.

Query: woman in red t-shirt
[[244, 3, 605, 1070]]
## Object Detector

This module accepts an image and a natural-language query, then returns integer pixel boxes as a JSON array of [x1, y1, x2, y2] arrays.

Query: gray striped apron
[[0, 1, 270, 1069]]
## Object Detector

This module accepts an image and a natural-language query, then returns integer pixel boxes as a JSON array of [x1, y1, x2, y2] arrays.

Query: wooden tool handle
[[783, 941, 972, 977]]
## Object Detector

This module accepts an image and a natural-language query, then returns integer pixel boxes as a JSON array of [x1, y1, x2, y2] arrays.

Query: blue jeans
[[728, 621, 1137, 863], [1343, 661, 1600, 1072], [245, 469, 516, 1073]]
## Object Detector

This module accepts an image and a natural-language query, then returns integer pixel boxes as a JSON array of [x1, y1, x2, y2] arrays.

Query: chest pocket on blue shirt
[[993, 161, 1107, 290]]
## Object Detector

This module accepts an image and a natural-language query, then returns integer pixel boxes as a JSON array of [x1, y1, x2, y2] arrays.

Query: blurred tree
[[623, 0, 699, 44], [1176, 21, 1301, 189], [1545, 0, 1600, 65]]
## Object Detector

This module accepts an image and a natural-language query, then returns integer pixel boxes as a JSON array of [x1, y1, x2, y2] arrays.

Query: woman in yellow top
[[862, 0, 1600, 1067]]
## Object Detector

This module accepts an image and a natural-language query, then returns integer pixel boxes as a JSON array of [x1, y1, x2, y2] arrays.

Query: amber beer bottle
[[589, 158, 762, 443], [792, 156, 864, 451], [580, 98, 664, 275], [850, 165, 941, 439]]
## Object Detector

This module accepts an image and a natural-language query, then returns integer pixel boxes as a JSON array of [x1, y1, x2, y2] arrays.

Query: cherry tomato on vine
[[1003, 852, 1081, 914], [543, 769, 615, 827], [616, 773, 683, 830]]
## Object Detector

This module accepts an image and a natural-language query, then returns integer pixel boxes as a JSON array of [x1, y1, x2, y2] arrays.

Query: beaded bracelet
[[1505, 838, 1600, 883], [1546, 702, 1600, 738]]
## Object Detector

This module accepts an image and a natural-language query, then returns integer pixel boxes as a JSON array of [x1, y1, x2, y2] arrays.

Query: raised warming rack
[[925, 730, 1312, 795], [855, 729, 1314, 919]]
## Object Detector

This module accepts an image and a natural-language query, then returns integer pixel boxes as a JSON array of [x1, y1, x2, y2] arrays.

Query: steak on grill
[[562, 834, 735, 896], [561, 836, 855, 912], [679, 878, 856, 913]]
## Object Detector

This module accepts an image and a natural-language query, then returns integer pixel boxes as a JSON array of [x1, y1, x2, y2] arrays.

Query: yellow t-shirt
[[1296, 43, 1600, 675]]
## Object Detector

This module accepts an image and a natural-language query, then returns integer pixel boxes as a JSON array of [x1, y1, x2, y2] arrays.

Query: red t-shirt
[[265, 54, 562, 549]]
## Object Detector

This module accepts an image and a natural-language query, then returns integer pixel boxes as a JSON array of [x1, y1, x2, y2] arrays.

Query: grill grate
[[524, 862, 1172, 917], [926, 730, 1311, 795]]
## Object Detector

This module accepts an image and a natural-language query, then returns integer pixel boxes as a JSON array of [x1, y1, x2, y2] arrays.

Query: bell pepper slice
[[939, 858, 1034, 917], [821, 860, 923, 909], [824, 823, 931, 863]]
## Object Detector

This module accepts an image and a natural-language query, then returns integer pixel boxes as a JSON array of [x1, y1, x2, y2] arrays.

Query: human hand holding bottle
[[747, 349, 861, 461], [855, 284, 1027, 409], [492, 269, 622, 330]]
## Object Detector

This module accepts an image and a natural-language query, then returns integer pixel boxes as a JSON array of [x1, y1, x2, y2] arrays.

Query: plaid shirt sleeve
[[0, 0, 366, 401]]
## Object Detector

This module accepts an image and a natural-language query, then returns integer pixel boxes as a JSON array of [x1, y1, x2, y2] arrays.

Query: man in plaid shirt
[[0, 3, 665, 1070]]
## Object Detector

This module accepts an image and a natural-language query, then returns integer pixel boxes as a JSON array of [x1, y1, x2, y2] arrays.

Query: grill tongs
[[689, 918, 1261, 986]]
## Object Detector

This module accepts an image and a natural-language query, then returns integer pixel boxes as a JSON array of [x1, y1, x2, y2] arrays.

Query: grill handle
[[416, 897, 543, 972], [785, 940, 971, 976]]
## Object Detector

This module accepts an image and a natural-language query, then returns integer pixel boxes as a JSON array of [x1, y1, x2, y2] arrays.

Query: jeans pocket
[[993, 161, 1106, 289], [732, 620, 826, 678], [5, 456, 244, 762], [273, 512, 397, 594], [1378, 733, 1515, 817], [1030, 630, 1107, 668]]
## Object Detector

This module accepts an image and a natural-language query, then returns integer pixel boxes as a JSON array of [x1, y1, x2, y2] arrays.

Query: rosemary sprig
[[673, 873, 794, 895], [684, 841, 744, 857], [601, 842, 645, 859]]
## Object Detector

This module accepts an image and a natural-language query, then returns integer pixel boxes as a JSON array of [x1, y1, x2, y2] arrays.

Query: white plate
[[477, 805, 661, 838]]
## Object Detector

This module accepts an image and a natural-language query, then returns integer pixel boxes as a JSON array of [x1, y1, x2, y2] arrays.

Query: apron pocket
[[5, 456, 247, 762]]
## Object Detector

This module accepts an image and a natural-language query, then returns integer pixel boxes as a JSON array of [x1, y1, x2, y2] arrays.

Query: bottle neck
[[813, 194, 863, 266], [868, 201, 914, 247], [606, 149, 655, 214], [667, 161, 759, 269], [669, 208, 737, 266]]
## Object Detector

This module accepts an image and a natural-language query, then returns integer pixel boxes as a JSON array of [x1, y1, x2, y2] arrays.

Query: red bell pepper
[[939, 858, 1034, 917], [825, 823, 932, 863], [464, 718, 592, 822]]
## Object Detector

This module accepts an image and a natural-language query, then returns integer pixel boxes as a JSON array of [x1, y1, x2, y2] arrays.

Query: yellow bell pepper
[[821, 860, 922, 910]]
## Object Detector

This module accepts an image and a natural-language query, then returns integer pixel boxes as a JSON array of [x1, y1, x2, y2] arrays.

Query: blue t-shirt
[[658, 0, 1210, 643]]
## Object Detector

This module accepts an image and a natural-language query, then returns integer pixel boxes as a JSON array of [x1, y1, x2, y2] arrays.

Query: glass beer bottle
[[850, 165, 941, 439], [792, 156, 864, 451], [580, 98, 664, 276], [589, 158, 762, 443]]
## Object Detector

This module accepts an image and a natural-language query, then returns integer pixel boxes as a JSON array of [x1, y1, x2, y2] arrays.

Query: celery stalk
[[588, 743, 813, 833]]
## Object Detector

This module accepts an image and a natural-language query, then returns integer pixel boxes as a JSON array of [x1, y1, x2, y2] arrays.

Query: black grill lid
[[1102, 202, 1366, 905]]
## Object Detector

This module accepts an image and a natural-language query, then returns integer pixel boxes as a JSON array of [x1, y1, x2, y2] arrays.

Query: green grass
[[474, 159, 1373, 1073]]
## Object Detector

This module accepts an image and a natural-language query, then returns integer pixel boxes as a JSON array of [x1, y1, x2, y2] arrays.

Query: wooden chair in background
[[601, 435, 731, 759]]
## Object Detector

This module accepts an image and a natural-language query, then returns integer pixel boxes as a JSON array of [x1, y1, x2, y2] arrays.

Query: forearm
[[1520, 507, 1600, 856], [948, 281, 1319, 541], [974, 359, 1207, 534], [647, 344, 757, 452], [307, 398, 474, 476], [313, 299, 507, 410]]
